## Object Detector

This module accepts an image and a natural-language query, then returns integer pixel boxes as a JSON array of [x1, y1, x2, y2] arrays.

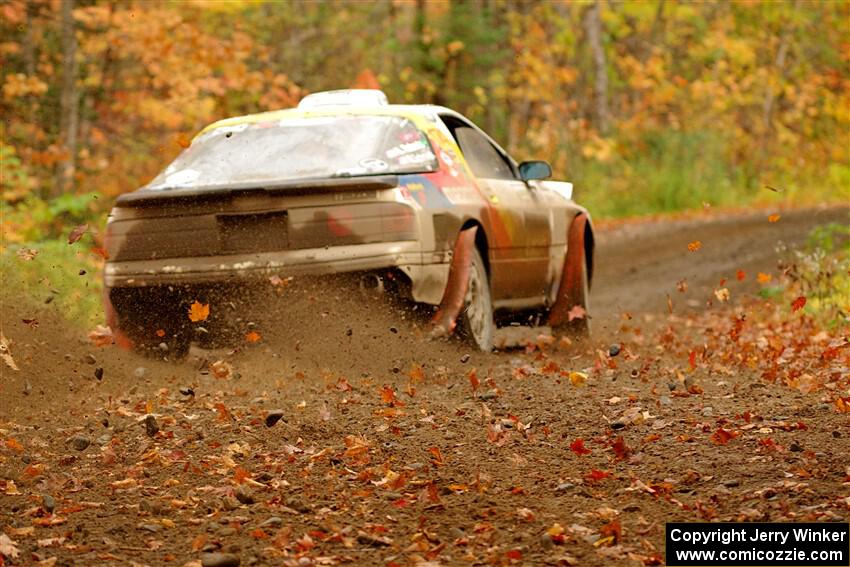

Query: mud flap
[[102, 288, 134, 350], [431, 225, 478, 336], [548, 213, 587, 327]]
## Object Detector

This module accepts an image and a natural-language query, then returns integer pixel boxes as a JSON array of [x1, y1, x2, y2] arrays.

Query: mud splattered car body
[[104, 90, 593, 353]]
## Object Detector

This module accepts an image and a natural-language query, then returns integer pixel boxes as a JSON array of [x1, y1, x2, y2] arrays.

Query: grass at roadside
[[1, 240, 104, 332]]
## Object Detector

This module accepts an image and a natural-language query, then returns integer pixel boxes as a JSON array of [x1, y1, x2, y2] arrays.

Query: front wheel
[[458, 248, 495, 351]]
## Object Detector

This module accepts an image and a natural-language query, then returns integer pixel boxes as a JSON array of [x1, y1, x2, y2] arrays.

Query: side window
[[450, 125, 515, 181]]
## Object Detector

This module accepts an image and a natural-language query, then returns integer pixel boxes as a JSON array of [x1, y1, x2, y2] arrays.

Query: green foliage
[[1, 241, 104, 330], [781, 220, 850, 329]]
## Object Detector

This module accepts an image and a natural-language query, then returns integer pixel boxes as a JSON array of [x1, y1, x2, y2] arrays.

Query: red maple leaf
[[791, 296, 807, 312], [710, 427, 739, 445], [570, 438, 592, 456], [611, 436, 631, 461]]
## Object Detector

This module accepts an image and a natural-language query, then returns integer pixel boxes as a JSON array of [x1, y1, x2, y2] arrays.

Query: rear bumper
[[104, 241, 424, 288]]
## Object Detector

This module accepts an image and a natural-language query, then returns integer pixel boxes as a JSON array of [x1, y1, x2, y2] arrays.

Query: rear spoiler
[[116, 175, 399, 207]]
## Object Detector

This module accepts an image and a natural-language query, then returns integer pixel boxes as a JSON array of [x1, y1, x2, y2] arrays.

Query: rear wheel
[[110, 288, 192, 360], [458, 248, 495, 351]]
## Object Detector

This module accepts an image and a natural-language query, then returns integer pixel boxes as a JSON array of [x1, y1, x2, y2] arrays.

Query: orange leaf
[[687, 240, 701, 252], [5, 438, 24, 452], [155, 329, 165, 337], [710, 427, 739, 445], [191, 534, 207, 552], [611, 436, 630, 461], [757, 272, 772, 284], [768, 214, 780, 223], [570, 438, 591, 456], [175, 133, 191, 148], [250, 528, 268, 539], [428, 446, 445, 466], [214, 403, 230, 422], [91, 247, 110, 260], [233, 466, 250, 484], [467, 368, 480, 392], [791, 296, 807, 312], [245, 331, 262, 343], [188, 301, 210, 322], [408, 364, 425, 383], [600, 519, 621, 544]]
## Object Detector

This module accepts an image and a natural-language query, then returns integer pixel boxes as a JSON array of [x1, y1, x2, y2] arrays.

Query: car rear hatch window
[[147, 114, 438, 190]]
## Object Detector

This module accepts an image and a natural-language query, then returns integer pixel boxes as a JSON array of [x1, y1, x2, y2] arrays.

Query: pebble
[[259, 517, 282, 528], [23, 381, 32, 395], [222, 495, 241, 511], [608, 344, 621, 357], [201, 553, 241, 567], [144, 415, 159, 437], [94, 367, 104, 381], [69, 435, 91, 451], [723, 479, 740, 488], [180, 387, 195, 396], [42, 494, 55, 513], [96, 434, 111, 446], [139, 523, 160, 533], [265, 410, 285, 428], [460, 354, 471, 363], [610, 421, 626, 430], [659, 395, 672, 406], [218, 527, 237, 537], [555, 483, 575, 492], [285, 497, 309, 513], [84, 354, 97, 365], [134, 367, 146, 379], [701, 406, 714, 417], [234, 485, 255, 505], [478, 391, 497, 401], [790, 442, 803, 452]]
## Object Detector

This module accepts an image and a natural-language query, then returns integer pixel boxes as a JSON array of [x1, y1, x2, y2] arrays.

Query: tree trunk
[[584, 0, 610, 135], [757, 0, 800, 176], [57, 0, 79, 196]]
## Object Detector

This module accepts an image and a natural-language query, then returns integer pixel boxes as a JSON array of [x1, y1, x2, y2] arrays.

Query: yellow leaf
[[188, 301, 210, 322], [569, 371, 587, 387]]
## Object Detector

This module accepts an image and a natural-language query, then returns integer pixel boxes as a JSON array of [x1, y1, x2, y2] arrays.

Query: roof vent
[[297, 89, 389, 109]]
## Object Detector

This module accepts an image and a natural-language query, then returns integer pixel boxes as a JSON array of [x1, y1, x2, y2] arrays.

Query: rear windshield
[[147, 114, 438, 189]]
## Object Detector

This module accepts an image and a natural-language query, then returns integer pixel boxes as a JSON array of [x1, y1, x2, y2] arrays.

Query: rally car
[[103, 89, 594, 355]]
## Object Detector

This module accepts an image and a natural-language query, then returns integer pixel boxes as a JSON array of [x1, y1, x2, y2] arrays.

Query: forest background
[[1, 0, 848, 324]]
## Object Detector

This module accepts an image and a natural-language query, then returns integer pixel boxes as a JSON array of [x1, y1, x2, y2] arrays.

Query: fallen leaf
[[757, 272, 772, 284], [768, 214, 780, 223], [1, 333, 19, 370], [714, 288, 730, 302], [0, 534, 20, 559], [16, 248, 38, 260], [175, 133, 191, 148], [611, 436, 630, 461], [568, 371, 587, 387], [710, 428, 739, 445], [570, 438, 592, 456], [87, 325, 114, 347], [687, 240, 701, 252], [245, 330, 262, 343], [736, 269, 746, 281], [188, 301, 210, 322], [791, 296, 806, 312], [468, 368, 480, 392]]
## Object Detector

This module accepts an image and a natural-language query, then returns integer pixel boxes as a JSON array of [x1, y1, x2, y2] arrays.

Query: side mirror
[[518, 160, 552, 181]]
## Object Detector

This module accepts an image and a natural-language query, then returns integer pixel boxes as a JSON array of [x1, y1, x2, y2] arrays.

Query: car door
[[440, 116, 550, 301]]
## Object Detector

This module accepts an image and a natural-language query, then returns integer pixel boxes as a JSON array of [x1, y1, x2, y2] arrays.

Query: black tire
[[458, 248, 495, 351], [110, 288, 192, 360]]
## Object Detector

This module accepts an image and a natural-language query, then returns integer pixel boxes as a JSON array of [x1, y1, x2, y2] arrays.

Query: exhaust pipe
[[359, 274, 384, 294]]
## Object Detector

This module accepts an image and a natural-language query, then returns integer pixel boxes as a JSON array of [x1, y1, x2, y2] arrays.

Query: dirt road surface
[[1, 205, 848, 566]]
